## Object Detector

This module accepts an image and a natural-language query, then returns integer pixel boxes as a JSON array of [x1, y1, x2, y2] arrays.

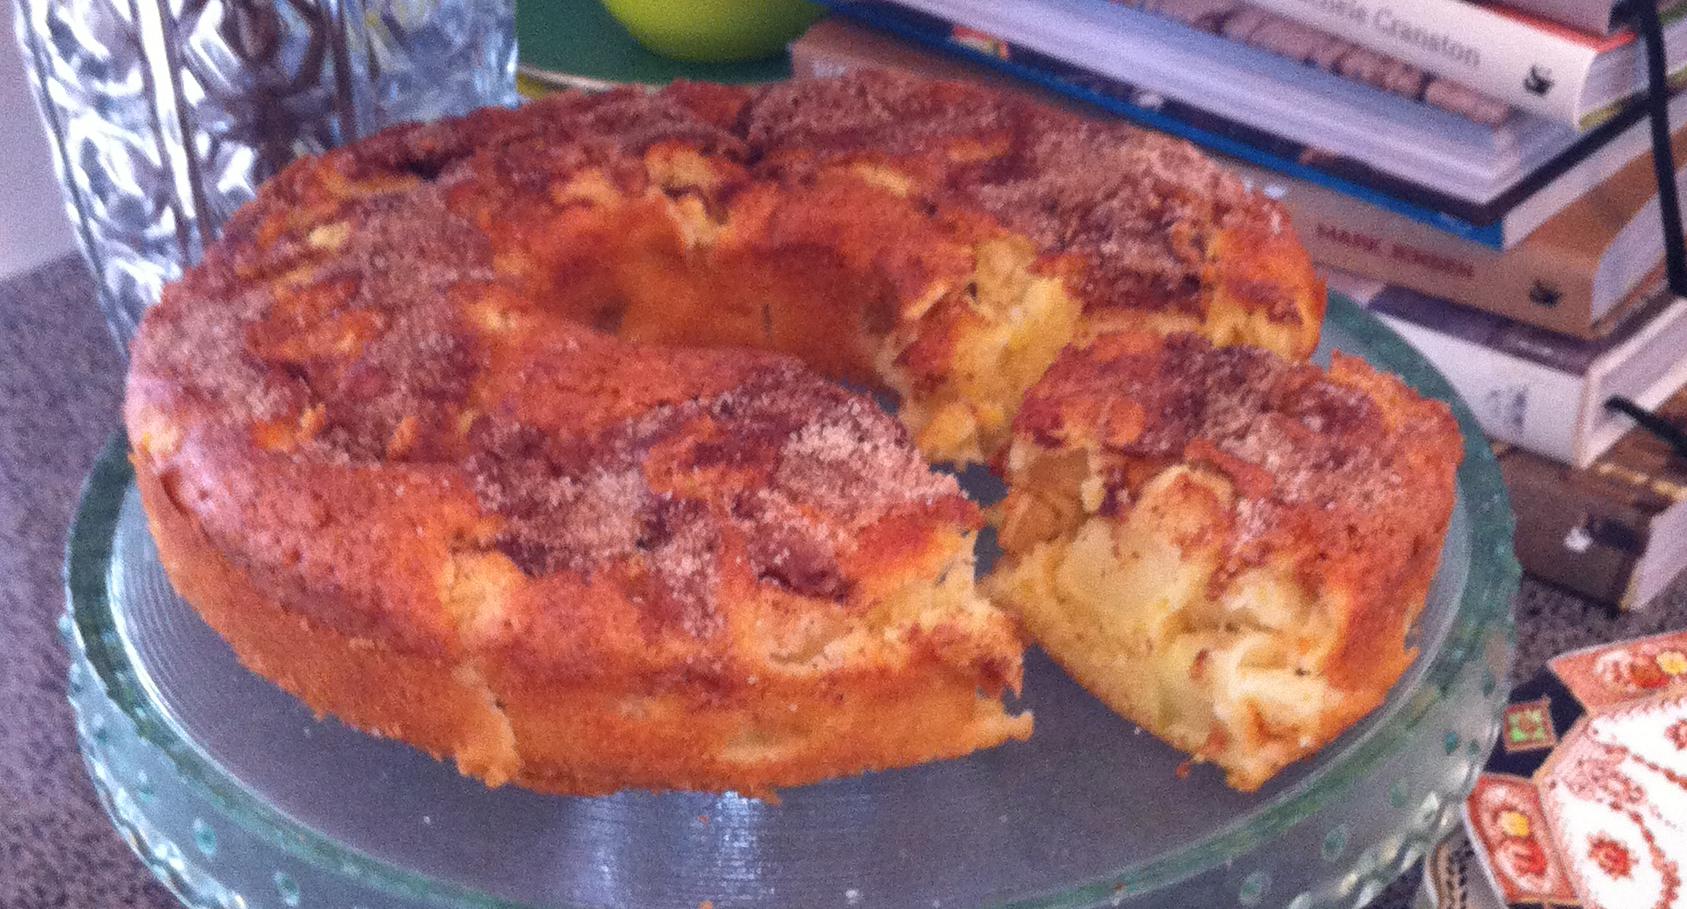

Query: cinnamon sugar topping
[[1020, 333, 1440, 552], [129, 70, 1304, 632], [464, 362, 964, 624]]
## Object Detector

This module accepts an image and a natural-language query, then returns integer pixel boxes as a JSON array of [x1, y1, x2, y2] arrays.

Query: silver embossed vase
[[12, 0, 516, 349]]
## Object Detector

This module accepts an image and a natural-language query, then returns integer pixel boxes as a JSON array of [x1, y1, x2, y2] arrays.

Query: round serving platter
[[65, 293, 1520, 909]]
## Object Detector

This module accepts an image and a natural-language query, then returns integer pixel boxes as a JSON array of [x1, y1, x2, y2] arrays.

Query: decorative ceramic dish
[[1464, 629, 1687, 909], [66, 293, 1519, 909]]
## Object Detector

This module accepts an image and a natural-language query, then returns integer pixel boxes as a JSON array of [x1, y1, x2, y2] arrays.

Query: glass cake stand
[[64, 294, 1520, 909]]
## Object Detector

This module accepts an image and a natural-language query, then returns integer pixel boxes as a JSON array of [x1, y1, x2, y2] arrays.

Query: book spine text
[[1239, 0, 1600, 122], [1229, 163, 1605, 335]]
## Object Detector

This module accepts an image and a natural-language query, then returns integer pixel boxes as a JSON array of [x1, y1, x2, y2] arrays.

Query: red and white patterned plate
[[1464, 630, 1687, 909]]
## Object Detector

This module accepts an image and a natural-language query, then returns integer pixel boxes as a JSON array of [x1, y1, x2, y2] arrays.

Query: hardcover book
[[815, 1, 1685, 247], [1334, 270, 1687, 467], [1501, 0, 1677, 36], [1193, 0, 1687, 126], [1228, 121, 1687, 337], [1497, 414, 1687, 610], [1115, 0, 1511, 125]]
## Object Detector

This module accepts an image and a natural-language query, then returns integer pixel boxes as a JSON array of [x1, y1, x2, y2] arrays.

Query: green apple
[[600, 0, 824, 63]]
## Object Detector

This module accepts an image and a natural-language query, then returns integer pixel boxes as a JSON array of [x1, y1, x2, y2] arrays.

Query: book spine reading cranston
[[1108, 0, 1511, 124], [1211, 0, 1607, 124], [815, 2, 1524, 246]]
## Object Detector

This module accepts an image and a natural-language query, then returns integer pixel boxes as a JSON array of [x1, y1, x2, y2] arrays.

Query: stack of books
[[792, 4, 1687, 608], [1330, 268, 1687, 610]]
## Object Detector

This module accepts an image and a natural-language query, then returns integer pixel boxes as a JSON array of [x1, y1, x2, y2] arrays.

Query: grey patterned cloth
[[0, 256, 166, 906], [2, 254, 1683, 908]]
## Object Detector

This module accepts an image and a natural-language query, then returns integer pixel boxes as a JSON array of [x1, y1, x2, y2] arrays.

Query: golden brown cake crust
[[130, 302, 1030, 794], [995, 332, 1461, 788], [743, 72, 1325, 353], [1013, 332, 1462, 684], [135, 450, 1026, 796], [126, 71, 1340, 796]]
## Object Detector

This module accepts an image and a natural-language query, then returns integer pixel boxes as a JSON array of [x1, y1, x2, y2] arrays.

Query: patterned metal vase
[[11, 0, 516, 350]]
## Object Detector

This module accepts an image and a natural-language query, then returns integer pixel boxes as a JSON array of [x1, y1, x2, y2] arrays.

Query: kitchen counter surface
[[4, 254, 1684, 909]]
